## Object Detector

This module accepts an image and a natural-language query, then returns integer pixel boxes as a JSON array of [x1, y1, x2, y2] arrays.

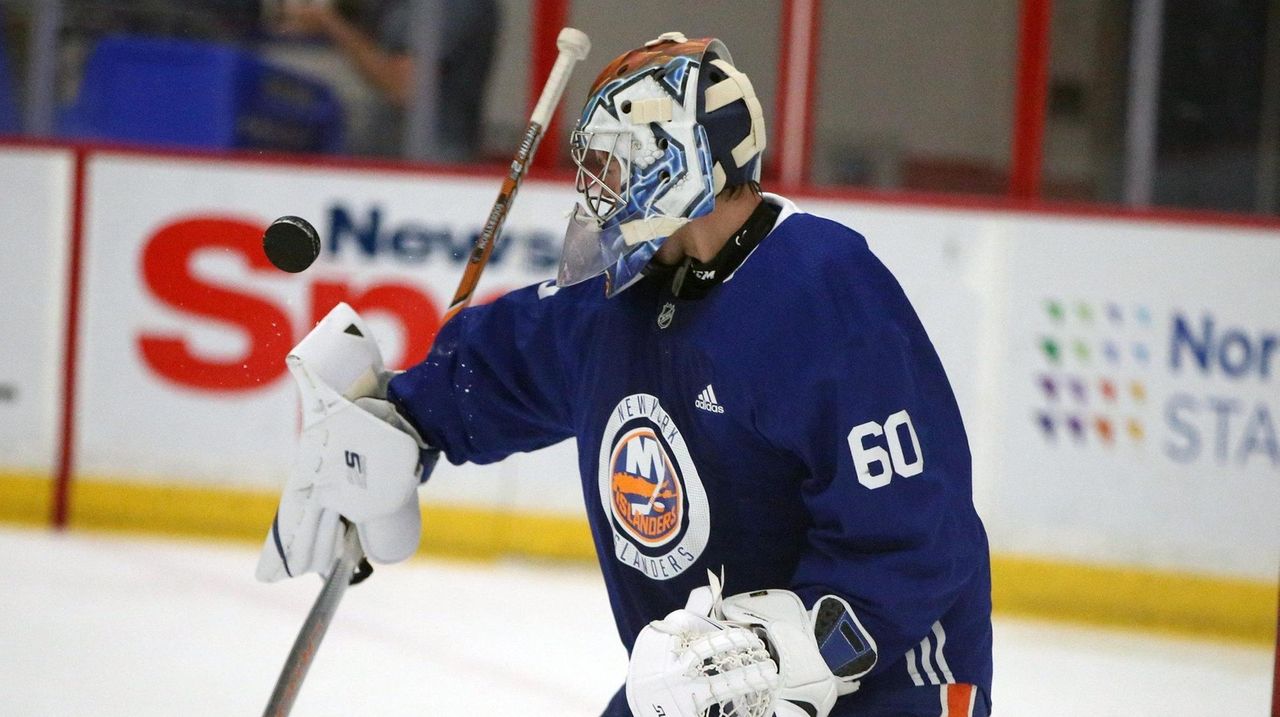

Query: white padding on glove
[[720, 590, 878, 717], [627, 572, 779, 717], [627, 610, 779, 717], [347, 397, 429, 566], [256, 303, 428, 582]]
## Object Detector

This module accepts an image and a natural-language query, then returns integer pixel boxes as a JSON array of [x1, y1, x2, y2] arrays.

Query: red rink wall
[[0, 142, 1276, 644]]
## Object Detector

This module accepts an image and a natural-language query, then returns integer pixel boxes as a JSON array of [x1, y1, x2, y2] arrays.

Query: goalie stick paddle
[[261, 27, 591, 717]]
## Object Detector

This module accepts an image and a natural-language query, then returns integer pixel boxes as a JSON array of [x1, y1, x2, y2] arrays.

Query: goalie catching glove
[[255, 303, 438, 583], [626, 572, 878, 717]]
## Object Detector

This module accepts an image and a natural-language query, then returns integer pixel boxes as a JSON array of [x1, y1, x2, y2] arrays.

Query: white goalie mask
[[557, 33, 767, 297]]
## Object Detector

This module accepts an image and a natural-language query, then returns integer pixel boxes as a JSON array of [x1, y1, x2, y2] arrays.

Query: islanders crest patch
[[598, 393, 709, 580]]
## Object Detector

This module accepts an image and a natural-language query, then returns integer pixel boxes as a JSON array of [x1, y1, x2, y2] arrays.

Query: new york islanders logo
[[610, 428, 684, 546], [599, 394, 709, 580]]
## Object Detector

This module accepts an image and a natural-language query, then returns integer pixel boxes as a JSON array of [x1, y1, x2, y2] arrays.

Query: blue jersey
[[389, 195, 993, 715]]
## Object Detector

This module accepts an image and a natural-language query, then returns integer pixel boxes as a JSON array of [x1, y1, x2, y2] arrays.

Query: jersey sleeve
[[761, 225, 985, 679], [387, 281, 578, 465]]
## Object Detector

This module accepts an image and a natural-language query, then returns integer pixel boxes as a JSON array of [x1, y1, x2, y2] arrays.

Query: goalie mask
[[557, 32, 767, 297]]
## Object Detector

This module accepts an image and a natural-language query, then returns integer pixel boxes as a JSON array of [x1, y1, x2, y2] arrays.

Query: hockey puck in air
[[263, 215, 320, 273]]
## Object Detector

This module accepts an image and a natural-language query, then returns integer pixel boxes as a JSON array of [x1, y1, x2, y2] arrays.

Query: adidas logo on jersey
[[694, 385, 724, 413]]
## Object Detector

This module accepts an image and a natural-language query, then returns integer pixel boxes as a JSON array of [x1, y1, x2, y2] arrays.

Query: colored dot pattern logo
[[1034, 299, 1151, 447]]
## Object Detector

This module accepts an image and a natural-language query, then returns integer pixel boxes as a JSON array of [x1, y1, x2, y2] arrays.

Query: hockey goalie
[[259, 31, 993, 717]]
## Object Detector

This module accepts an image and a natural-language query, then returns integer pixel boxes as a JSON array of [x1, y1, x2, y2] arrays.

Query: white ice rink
[[1, 526, 1273, 716]]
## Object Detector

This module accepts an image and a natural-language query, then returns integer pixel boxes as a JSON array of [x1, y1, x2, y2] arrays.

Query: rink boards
[[1, 143, 1276, 643]]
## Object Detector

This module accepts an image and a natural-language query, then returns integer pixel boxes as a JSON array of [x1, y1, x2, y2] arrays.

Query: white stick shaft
[[262, 524, 362, 717], [531, 29, 592, 128], [444, 27, 590, 319]]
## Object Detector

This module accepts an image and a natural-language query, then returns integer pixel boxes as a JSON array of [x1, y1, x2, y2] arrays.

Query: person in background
[[63, 0, 261, 41], [277, 0, 499, 160]]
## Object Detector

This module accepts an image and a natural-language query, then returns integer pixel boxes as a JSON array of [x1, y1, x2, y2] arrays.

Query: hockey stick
[[261, 521, 362, 716], [261, 27, 591, 717], [443, 28, 591, 321]]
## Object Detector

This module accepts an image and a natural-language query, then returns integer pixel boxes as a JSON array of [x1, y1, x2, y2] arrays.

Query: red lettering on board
[[138, 216, 291, 391], [309, 280, 441, 370], [135, 215, 512, 392]]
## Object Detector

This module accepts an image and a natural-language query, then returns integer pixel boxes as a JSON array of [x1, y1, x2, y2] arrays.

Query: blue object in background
[[59, 35, 343, 153], [0, 7, 19, 134]]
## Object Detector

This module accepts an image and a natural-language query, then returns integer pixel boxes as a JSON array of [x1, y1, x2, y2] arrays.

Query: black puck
[[263, 215, 320, 273]]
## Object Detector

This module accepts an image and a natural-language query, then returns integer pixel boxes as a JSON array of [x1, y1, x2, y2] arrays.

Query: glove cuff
[[812, 595, 878, 682], [721, 589, 879, 716]]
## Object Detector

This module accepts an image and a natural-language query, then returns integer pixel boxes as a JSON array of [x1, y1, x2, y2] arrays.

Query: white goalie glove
[[255, 303, 436, 583], [627, 573, 878, 717], [627, 573, 778, 717]]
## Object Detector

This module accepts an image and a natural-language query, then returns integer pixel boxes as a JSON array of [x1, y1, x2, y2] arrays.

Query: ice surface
[[0, 527, 1271, 716]]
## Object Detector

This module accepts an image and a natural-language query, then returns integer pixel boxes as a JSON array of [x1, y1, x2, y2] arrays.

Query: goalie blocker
[[256, 303, 438, 583]]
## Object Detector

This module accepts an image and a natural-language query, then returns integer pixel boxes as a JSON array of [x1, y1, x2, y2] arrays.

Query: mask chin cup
[[556, 204, 612, 288], [557, 203, 692, 296]]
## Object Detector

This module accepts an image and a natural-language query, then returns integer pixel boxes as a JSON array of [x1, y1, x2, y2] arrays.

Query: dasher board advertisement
[[990, 217, 1280, 580], [66, 150, 1280, 581], [74, 153, 582, 512], [0, 148, 73, 477]]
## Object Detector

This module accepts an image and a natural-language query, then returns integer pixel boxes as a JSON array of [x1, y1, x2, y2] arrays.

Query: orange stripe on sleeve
[[945, 683, 976, 716]]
